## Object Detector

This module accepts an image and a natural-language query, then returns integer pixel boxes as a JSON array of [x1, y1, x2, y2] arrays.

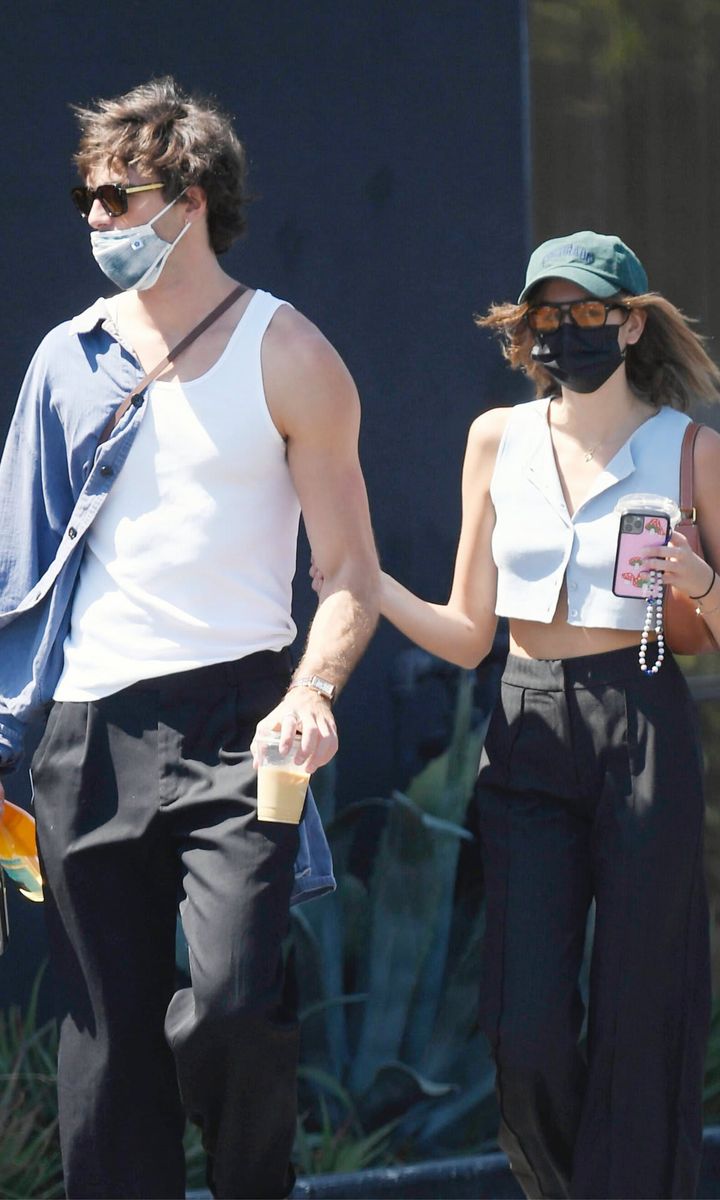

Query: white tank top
[[490, 396, 690, 630], [55, 289, 300, 700]]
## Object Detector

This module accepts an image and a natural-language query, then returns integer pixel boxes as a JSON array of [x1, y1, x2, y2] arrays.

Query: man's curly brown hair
[[73, 76, 250, 255]]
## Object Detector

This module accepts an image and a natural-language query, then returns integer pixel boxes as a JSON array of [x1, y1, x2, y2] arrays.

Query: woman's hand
[[309, 558, 324, 596], [643, 529, 716, 599], [311, 560, 395, 619]]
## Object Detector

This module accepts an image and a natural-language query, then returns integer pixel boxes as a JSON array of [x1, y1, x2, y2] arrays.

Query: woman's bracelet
[[690, 566, 717, 602], [695, 571, 720, 616]]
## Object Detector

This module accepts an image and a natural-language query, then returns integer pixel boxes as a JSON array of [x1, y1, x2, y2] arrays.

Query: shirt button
[[100, 464, 114, 477], [569, 581, 578, 591], [570, 608, 578, 617], [68, 527, 77, 540]]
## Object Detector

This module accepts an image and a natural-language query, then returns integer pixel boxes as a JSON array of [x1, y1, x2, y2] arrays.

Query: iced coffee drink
[[255, 732, 310, 824]]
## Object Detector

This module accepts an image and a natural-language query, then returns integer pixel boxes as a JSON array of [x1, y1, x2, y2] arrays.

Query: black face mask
[[530, 324, 626, 394]]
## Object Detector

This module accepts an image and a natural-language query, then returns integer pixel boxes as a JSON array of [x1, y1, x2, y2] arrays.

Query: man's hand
[[251, 688, 338, 774]]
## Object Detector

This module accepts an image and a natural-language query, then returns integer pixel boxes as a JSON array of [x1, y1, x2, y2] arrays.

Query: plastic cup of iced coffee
[[255, 732, 310, 824]]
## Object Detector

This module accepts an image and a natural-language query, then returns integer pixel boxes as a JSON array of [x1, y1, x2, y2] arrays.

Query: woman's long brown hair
[[476, 292, 720, 411]]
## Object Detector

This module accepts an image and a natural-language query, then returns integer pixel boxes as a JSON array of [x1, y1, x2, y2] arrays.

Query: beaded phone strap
[[639, 570, 665, 676]]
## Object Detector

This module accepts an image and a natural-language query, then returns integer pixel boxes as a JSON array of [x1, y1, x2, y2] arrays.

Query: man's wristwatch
[[287, 675, 337, 703]]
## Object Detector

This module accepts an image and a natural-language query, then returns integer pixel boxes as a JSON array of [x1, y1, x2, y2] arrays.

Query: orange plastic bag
[[0, 801, 43, 902]]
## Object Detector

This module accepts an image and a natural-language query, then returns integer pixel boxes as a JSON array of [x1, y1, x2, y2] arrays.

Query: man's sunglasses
[[71, 181, 165, 218], [526, 299, 630, 334]]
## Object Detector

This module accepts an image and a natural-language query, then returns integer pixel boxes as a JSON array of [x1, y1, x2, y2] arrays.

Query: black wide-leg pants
[[31, 651, 299, 1200], [475, 645, 711, 1200]]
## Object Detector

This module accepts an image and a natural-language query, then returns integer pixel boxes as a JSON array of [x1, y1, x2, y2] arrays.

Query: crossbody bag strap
[[96, 283, 247, 447], [679, 419, 702, 521]]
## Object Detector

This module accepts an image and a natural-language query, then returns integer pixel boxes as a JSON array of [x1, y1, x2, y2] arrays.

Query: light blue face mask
[[90, 192, 190, 291]]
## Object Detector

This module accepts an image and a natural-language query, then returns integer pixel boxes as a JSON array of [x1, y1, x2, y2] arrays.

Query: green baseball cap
[[518, 230, 648, 303]]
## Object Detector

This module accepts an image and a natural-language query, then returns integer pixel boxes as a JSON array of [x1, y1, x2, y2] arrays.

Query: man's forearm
[[292, 580, 379, 695]]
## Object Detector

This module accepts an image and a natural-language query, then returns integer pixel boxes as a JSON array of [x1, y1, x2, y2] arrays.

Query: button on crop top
[[490, 396, 690, 629]]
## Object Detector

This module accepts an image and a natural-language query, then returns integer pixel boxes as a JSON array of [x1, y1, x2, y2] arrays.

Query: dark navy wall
[[0, 1, 530, 1005]]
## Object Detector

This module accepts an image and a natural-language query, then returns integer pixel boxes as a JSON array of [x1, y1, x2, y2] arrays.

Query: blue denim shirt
[[0, 298, 335, 905]]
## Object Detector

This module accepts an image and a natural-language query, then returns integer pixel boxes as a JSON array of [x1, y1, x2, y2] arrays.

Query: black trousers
[[31, 652, 299, 1200], [475, 646, 711, 1200]]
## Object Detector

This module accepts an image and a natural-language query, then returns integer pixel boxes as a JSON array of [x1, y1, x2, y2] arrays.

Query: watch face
[[311, 676, 335, 698], [289, 675, 336, 701]]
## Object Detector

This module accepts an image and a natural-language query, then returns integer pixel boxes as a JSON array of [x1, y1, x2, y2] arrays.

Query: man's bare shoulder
[[265, 304, 350, 378], [263, 305, 359, 437]]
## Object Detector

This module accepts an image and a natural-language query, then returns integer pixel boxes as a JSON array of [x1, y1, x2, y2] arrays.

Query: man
[[0, 77, 379, 1199]]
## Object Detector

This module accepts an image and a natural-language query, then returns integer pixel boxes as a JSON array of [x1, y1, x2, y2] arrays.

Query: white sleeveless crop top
[[55, 289, 300, 700], [490, 396, 691, 630]]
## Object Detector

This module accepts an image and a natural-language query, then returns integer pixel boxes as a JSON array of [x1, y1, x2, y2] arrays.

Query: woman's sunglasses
[[70, 181, 165, 218], [526, 299, 630, 334]]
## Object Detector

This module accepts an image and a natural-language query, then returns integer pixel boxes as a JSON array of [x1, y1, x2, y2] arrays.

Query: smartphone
[[612, 510, 670, 598]]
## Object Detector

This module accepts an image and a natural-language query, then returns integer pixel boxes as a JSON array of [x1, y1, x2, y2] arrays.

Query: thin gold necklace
[[549, 422, 611, 464], [551, 406, 658, 464]]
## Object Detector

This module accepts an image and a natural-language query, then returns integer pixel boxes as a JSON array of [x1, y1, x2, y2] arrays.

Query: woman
[[315, 232, 720, 1198]]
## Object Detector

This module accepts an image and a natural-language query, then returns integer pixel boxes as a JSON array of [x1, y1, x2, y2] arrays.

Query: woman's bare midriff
[[508, 585, 648, 660]]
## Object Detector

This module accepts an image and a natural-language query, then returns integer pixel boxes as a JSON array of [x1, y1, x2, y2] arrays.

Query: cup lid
[[614, 492, 680, 523]]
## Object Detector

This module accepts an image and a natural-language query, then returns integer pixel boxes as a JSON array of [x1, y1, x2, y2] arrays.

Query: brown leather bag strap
[[96, 283, 246, 446], [678, 420, 702, 520]]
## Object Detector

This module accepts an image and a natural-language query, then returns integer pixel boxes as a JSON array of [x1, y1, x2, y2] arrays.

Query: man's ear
[[181, 184, 207, 223]]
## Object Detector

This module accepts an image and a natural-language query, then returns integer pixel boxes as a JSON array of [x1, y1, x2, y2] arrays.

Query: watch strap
[[288, 675, 336, 702]]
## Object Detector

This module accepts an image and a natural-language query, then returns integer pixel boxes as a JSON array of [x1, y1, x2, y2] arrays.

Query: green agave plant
[[0, 969, 211, 1197], [0, 971, 64, 1200], [295, 1090, 398, 1176], [291, 667, 500, 1163]]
